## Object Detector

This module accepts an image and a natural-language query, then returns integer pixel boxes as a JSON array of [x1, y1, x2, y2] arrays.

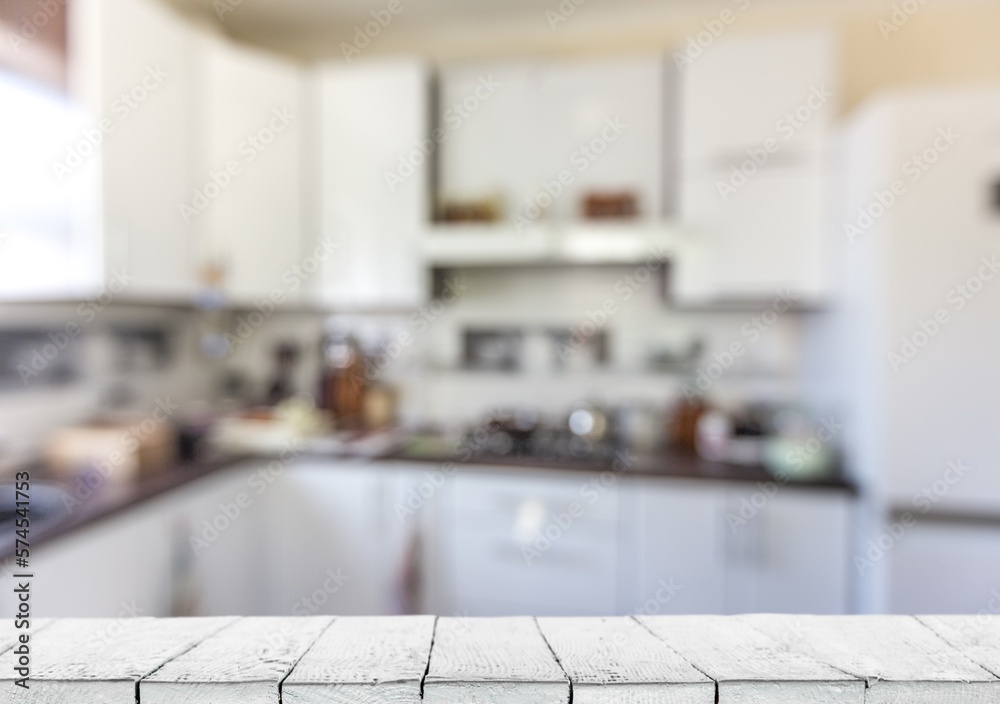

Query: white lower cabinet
[[382, 463, 448, 615], [723, 485, 853, 614], [267, 460, 393, 616], [1, 465, 268, 619], [268, 459, 469, 617], [620, 479, 728, 615], [419, 467, 854, 616], [5, 460, 408, 620], [159, 463, 271, 616], [887, 519, 1000, 615], [435, 468, 619, 616], [625, 480, 852, 616], [4, 506, 169, 618], [5, 460, 854, 618]]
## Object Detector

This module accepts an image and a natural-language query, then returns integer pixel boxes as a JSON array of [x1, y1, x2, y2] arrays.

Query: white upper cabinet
[[544, 57, 664, 221], [69, 0, 199, 300], [677, 170, 829, 302], [679, 30, 835, 171], [673, 30, 838, 306], [427, 56, 673, 267], [194, 35, 304, 306], [312, 59, 429, 309], [438, 56, 664, 224], [24, 0, 305, 305]]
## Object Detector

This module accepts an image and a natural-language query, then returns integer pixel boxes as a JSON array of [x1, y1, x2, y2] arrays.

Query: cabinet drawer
[[452, 468, 619, 522], [456, 495, 617, 545]]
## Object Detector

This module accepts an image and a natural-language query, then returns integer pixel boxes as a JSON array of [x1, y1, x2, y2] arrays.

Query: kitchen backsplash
[[0, 262, 812, 459], [321, 264, 811, 427], [0, 304, 214, 463]]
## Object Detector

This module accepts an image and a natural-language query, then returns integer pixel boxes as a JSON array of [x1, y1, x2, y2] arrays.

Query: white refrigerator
[[807, 84, 1000, 612]]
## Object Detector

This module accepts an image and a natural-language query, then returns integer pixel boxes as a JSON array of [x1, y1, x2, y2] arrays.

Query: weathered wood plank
[[917, 615, 1000, 678], [639, 615, 863, 704], [743, 614, 1000, 704], [140, 616, 332, 704], [537, 616, 714, 704], [282, 615, 435, 704], [3, 615, 996, 703], [0, 619, 51, 655], [0, 617, 233, 703], [423, 617, 569, 704]]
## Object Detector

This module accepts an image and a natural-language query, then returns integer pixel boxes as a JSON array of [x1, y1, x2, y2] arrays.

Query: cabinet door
[[677, 168, 830, 303], [679, 29, 836, 167], [438, 469, 619, 616], [314, 59, 428, 309], [620, 479, 727, 615], [197, 37, 304, 306], [160, 465, 271, 616], [267, 460, 391, 616], [724, 486, 852, 614], [70, 0, 198, 299], [0, 508, 170, 618], [887, 520, 1000, 614], [33, 464, 276, 619], [12, 466, 273, 618], [674, 29, 836, 305], [382, 463, 448, 615]]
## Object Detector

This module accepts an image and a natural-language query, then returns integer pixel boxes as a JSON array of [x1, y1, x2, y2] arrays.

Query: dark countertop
[[385, 445, 856, 492], [2, 443, 854, 561], [0, 453, 252, 562]]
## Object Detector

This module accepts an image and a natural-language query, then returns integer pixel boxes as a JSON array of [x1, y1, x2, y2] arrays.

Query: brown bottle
[[669, 398, 707, 452], [320, 334, 367, 430]]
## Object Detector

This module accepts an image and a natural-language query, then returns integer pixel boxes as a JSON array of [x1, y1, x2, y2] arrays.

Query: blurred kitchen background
[[2, 0, 1000, 619]]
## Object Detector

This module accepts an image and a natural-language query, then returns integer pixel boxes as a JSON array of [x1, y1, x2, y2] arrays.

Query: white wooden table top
[[0, 615, 998, 703]]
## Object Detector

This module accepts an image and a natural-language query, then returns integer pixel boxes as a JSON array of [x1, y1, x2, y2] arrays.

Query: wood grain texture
[[0, 617, 233, 703], [0, 619, 51, 654], [917, 615, 1000, 678], [282, 615, 435, 704], [423, 617, 569, 704], [743, 614, 1000, 704], [537, 617, 713, 704], [140, 616, 332, 704], [4, 615, 999, 703], [639, 615, 863, 704]]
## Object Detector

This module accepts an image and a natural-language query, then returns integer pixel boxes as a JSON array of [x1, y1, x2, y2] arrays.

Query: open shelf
[[422, 220, 683, 267]]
